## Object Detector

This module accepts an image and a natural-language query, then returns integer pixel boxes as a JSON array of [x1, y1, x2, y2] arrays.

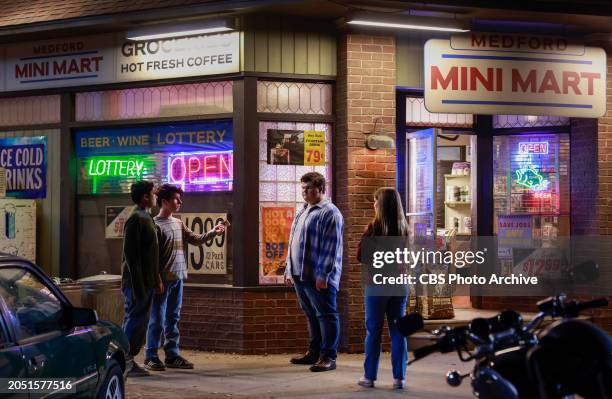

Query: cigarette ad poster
[[260, 206, 294, 284], [0, 199, 36, 262], [0, 136, 47, 198], [266, 129, 325, 166], [175, 213, 227, 275], [105, 205, 135, 239]]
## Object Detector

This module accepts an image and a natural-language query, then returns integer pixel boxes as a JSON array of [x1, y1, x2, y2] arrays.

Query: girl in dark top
[[357, 187, 409, 389]]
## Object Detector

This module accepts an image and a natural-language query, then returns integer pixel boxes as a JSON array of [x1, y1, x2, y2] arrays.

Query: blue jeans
[[145, 279, 183, 360], [364, 295, 407, 381], [293, 278, 340, 359], [122, 285, 154, 358]]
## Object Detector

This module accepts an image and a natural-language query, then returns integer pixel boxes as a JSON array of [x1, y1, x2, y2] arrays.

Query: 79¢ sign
[[175, 212, 227, 274]]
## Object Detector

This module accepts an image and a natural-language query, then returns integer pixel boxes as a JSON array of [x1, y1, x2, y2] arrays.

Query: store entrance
[[406, 128, 476, 309]]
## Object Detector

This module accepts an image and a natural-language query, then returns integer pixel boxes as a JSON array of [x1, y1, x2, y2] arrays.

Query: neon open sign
[[518, 141, 549, 155], [167, 150, 233, 192]]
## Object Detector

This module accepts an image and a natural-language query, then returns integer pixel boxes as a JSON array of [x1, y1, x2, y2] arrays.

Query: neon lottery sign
[[167, 150, 233, 191], [87, 157, 146, 177]]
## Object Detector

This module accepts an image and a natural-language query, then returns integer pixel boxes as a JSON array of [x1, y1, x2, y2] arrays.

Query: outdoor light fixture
[[126, 19, 233, 41], [346, 12, 469, 33], [366, 118, 396, 150]]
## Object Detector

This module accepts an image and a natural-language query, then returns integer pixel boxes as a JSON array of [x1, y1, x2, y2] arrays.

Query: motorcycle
[[397, 294, 612, 399]]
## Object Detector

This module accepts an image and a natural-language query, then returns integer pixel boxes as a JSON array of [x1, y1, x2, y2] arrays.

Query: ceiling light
[[127, 19, 233, 41], [346, 12, 469, 33]]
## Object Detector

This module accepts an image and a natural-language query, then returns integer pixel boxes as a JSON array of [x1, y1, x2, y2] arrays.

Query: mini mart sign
[[424, 33, 606, 117]]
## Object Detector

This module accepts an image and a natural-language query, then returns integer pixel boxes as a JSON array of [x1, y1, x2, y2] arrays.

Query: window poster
[[260, 206, 294, 284], [0, 136, 47, 199], [105, 205, 135, 239], [175, 213, 227, 275], [266, 129, 325, 166], [0, 199, 36, 262]]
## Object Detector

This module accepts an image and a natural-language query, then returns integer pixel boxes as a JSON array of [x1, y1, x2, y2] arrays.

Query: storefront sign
[[167, 151, 232, 192], [424, 38, 606, 117], [0, 199, 36, 262], [105, 205, 135, 239], [75, 121, 232, 157], [5, 36, 114, 91], [175, 213, 227, 275], [87, 156, 148, 178], [117, 32, 239, 81], [266, 129, 326, 165], [0, 137, 46, 199], [451, 33, 585, 56], [260, 206, 294, 284], [1, 32, 239, 91]]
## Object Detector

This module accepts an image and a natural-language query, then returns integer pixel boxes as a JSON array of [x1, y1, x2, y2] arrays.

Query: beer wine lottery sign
[[424, 33, 606, 117]]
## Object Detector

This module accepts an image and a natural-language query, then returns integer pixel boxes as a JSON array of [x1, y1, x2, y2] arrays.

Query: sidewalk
[[126, 350, 473, 399]]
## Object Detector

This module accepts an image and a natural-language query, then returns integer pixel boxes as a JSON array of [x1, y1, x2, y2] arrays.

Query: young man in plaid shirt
[[285, 172, 344, 372]]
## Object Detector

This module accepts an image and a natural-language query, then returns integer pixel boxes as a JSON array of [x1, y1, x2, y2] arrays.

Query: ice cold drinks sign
[[0, 137, 46, 198], [425, 34, 606, 117]]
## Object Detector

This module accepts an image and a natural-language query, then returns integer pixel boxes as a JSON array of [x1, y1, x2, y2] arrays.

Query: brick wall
[[181, 287, 308, 354], [336, 34, 397, 352]]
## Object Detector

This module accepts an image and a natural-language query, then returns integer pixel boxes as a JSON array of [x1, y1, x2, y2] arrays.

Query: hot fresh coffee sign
[[424, 33, 606, 117]]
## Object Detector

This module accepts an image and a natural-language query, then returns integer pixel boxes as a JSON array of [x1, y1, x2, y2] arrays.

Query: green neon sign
[[515, 167, 549, 190], [86, 156, 147, 178]]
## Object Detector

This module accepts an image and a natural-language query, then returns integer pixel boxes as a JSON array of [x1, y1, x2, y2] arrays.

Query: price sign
[[175, 212, 227, 274]]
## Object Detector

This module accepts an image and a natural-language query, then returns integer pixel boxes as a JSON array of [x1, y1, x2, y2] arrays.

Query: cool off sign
[[425, 34, 606, 117]]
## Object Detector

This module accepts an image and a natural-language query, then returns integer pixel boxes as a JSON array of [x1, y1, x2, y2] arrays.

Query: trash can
[[55, 278, 82, 307], [78, 272, 124, 327]]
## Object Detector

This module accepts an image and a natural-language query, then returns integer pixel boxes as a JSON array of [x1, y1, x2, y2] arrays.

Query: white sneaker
[[393, 379, 405, 389], [358, 376, 374, 388]]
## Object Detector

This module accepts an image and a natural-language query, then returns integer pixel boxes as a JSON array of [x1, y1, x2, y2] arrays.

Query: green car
[[0, 255, 131, 398]]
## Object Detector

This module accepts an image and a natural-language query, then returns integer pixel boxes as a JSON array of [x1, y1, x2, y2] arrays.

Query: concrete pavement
[[126, 350, 474, 399]]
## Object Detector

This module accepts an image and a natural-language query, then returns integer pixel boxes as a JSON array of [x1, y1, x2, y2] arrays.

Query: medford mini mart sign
[[424, 33, 607, 117], [3, 32, 239, 91]]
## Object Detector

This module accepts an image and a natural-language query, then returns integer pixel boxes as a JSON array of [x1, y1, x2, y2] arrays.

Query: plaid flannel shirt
[[285, 198, 344, 290]]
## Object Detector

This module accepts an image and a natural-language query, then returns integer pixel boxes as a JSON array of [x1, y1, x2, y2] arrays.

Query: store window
[[75, 82, 233, 121], [0, 95, 60, 126], [493, 114, 570, 129], [406, 97, 472, 128], [258, 121, 332, 284], [257, 81, 332, 115], [494, 133, 570, 275]]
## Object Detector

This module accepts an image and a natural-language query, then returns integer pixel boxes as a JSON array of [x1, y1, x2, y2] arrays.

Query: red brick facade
[[181, 287, 308, 354], [336, 34, 398, 352]]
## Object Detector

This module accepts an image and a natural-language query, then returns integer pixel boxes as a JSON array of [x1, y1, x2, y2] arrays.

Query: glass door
[[406, 128, 437, 239]]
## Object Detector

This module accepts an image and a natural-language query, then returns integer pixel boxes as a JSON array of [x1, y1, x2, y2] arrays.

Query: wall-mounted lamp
[[366, 117, 395, 150], [126, 18, 234, 41], [346, 11, 469, 33]]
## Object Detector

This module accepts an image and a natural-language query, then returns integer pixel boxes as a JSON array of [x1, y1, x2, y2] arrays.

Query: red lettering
[[15, 64, 29, 78], [67, 59, 79, 74], [489, 36, 499, 47], [471, 34, 486, 47], [80, 58, 91, 73], [543, 38, 553, 50], [431, 66, 458, 90], [460, 67, 468, 90], [470, 68, 494, 91], [538, 70, 560, 94], [580, 72, 600, 95], [512, 69, 537, 92], [562, 71, 581, 95]]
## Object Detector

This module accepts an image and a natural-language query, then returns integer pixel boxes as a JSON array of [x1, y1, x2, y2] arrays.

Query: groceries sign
[[424, 33, 606, 117]]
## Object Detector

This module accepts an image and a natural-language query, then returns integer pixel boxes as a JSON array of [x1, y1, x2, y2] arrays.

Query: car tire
[[97, 360, 124, 399]]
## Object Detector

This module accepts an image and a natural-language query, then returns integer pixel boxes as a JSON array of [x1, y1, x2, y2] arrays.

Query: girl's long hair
[[371, 187, 409, 236]]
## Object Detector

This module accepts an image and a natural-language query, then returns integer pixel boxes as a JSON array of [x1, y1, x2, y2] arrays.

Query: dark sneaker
[[310, 357, 336, 372], [144, 357, 166, 371], [165, 355, 194, 369], [127, 362, 150, 377], [290, 351, 320, 365]]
